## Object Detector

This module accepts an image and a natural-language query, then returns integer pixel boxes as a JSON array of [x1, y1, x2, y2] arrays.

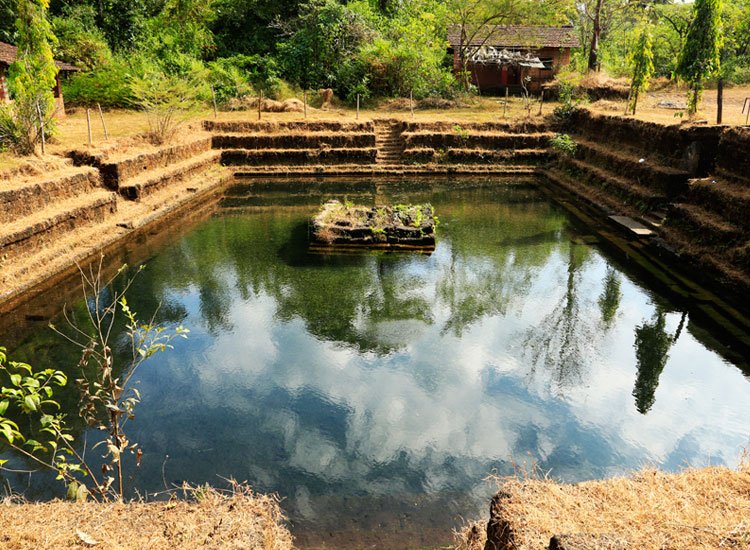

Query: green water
[[1, 178, 749, 548]]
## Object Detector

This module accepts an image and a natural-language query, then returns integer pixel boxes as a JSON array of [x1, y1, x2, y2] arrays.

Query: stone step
[[212, 132, 375, 149], [688, 177, 750, 230], [220, 148, 378, 166], [573, 137, 689, 197], [231, 164, 537, 178], [0, 167, 100, 223], [119, 150, 221, 200], [204, 120, 374, 133], [563, 157, 668, 212], [666, 202, 744, 245], [542, 167, 630, 217], [0, 190, 117, 260], [90, 137, 213, 189], [403, 131, 552, 150]]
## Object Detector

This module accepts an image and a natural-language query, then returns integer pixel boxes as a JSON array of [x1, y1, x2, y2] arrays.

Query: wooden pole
[[745, 98, 750, 125], [356, 94, 360, 120], [86, 108, 93, 147], [258, 90, 262, 121], [303, 90, 307, 119], [537, 90, 544, 116], [410, 90, 414, 118], [210, 86, 218, 119], [97, 103, 109, 140], [36, 102, 45, 155], [717, 78, 723, 125], [503, 87, 508, 118]]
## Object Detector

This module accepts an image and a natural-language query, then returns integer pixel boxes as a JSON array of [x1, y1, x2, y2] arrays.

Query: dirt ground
[[589, 85, 750, 126]]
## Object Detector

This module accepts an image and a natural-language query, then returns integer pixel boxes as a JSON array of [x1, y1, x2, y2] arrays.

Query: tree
[[626, 22, 654, 115], [676, 0, 723, 116], [6, 0, 59, 154], [0, 0, 14, 42]]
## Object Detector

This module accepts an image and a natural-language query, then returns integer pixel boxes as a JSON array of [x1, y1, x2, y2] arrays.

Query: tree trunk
[[717, 77, 723, 124], [587, 0, 604, 72]]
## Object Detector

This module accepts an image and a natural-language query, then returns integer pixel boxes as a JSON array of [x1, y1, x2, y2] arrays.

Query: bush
[[62, 57, 136, 108], [549, 133, 578, 157], [551, 81, 579, 125], [130, 69, 207, 145], [0, 104, 29, 154]]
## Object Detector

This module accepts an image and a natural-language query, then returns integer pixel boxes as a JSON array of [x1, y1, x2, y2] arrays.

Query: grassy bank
[[469, 462, 750, 550], [0, 485, 293, 550]]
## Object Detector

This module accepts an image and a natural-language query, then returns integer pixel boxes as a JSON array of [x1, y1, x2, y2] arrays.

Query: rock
[[311, 200, 436, 250], [657, 100, 687, 110]]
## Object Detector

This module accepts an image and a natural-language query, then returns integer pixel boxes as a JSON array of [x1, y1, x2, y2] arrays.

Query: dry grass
[[0, 484, 293, 550], [487, 463, 750, 549], [589, 85, 750, 126]]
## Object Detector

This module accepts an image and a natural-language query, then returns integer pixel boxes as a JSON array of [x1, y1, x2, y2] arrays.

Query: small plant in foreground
[[549, 133, 578, 157], [0, 257, 188, 500]]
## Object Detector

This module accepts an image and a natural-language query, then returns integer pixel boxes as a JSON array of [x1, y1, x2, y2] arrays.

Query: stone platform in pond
[[311, 200, 436, 251]]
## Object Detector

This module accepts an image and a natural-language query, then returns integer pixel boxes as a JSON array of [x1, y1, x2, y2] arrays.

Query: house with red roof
[[448, 25, 580, 94], [0, 40, 79, 115]]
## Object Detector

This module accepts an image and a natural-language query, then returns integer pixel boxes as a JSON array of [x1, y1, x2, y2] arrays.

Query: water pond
[[2, 178, 749, 548]]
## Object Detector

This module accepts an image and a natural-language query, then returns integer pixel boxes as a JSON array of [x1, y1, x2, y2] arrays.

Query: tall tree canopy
[[676, 0, 723, 114]]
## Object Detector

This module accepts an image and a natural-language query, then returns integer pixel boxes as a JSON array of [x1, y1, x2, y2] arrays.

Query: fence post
[[86, 108, 93, 147], [303, 90, 307, 119], [97, 103, 109, 140], [537, 90, 544, 116], [503, 87, 508, 118], [356, 94, 360, 120], [410, 90, 414, 118], [258, 90, 263, 121], [210, 86, 218, 119], [36, 102, 45, 155]]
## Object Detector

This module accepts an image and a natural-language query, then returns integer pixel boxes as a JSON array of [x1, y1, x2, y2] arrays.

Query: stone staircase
[[546, 135, 690, 228], [374, 120, 405, 165], [400, 121, 551, 167], [209, 120, 378, 173], [659, 127, 750, 292], [209, 118, 547, 177], [0, 164, 117, 298]]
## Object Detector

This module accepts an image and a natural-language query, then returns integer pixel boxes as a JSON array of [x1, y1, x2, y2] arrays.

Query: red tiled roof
[[0, 41, 79, 71], [448, 25, 580, 49]]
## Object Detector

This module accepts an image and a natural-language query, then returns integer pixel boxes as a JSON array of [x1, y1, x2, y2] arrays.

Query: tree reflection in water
[[598, 266, 622, 330], [522, 242, 597, 393], [633, 308, 687, 414]]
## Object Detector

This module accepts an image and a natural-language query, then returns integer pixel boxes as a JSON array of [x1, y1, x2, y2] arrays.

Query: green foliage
[[676, 0, 723, 115], [277, 0, 372, 91], [0, 346, 84, 489], [51, 5, 112, 70], [62, 56, 136, 107], [0, 0, 16, 42], [551, 81, 580, 125], [549, 133, 578, 157], [7, 0, 59, 155], [1, 262, 189, 500], [626, 22, 654, 115], [0, 103, 27, 153], [130, 67, 207, 144]]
